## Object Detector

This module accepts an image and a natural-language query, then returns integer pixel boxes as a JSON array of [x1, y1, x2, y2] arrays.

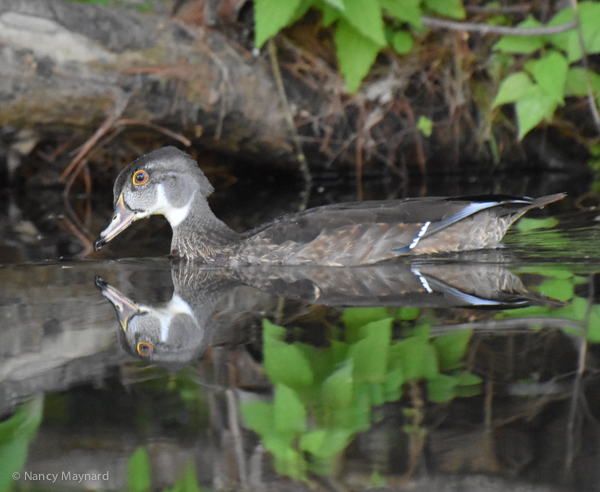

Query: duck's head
[[96, 276, 208, 366], [94, 147, 214, 252]]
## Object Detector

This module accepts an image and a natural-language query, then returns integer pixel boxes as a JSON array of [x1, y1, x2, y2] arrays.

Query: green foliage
[[127, 448, 208, 492], [127, 447, 152, 492], [417, 116, 433, 136], [0, 398, 44, 492], [254, 0, 439, 93], [493, 2, 600, 140], [242, 308, 479, 480]]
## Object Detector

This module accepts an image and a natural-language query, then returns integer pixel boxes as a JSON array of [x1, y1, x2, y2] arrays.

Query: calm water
[[2, 186, 600, 492]]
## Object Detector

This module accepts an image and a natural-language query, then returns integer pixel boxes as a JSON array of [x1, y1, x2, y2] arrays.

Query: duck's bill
[[95, 276, 140, 332], [94, 193, 137, 251]]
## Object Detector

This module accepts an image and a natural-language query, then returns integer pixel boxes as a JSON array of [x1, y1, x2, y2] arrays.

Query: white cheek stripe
[[150, 184, 194, 227]]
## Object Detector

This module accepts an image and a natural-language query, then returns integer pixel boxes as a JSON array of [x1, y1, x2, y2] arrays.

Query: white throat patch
[[152, 184, 195, 227]]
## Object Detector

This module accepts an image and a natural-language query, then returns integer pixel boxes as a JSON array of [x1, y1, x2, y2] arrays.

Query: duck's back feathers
[[235, 194, 564, 266]]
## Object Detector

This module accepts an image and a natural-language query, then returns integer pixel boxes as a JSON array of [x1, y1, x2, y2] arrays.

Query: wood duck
[[94, 147, 565, 266]]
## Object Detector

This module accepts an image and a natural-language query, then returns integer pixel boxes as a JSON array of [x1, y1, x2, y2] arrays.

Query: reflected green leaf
[[390, 336, 439, 381], [536, 278, 574, 302], [0, 397, 43, 492], [427, 374, 458, 402], [323, 359, 354, 408], [300, 428, 352, 458], [127, 447, 152, 492], [274, 384, 307, 435], [432, 329, 473, 371], [348, 318, 392, 382], [516, 217, 559, 232], [241, 400, 274, 437], [342, 306, 389, 332], [264, 320, 314, 388]]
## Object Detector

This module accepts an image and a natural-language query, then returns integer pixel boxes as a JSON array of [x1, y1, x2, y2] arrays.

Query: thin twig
[[59, 94, 130, 183], [566, 274, 594, 470], [422, 17, 577, 36], [267, 39, 311, 186], [430, 317, 585, 336], [116, 119, 191, 146]]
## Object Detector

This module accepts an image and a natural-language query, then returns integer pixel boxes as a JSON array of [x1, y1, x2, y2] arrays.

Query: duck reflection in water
[[94, 147, 564, 266], [96, 255, 560, 367]]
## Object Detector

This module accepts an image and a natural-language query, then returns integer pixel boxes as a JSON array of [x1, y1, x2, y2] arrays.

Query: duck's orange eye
[[137, 341, 154, 357], [133, 170, 149, 185]]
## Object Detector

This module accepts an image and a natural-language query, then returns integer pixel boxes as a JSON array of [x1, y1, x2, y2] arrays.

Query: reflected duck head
[[96, 276, 207, 366], [94, 147, 216, 252]]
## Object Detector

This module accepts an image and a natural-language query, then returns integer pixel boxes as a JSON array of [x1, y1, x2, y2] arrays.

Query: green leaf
[[515, 85, 558, 140], [322, 359, 354, 408], [587, 305, 600, 342], [380, 0, 423, 28], [254, 0, 304, 48], [335, 19, 382, 93], [263, 320, 314, 388], [391, 30, 414, 54], [274, 384, 307, 435], [394, 307, 421, 321], [390, 336, 439, 381], [127, 447, 152, 492], [0, 398, 43, 492], [525, 51, 568, 105], [300, 428, 352, 458], [494, 16, 545, 54], [454, 371, 482, 387], [417, 115, 433, 136], [546, 7, 580, 62], [241, 401, 274, 436], [347, 318, 392, 382], [264, 436, 307, 480], [423, 0, 465, 19], [536, 278, 574, 302], [432, 329, 473, 371], [341, 0, 386, 46], [515, 217, 559, 232], [342, 307, 389, 332], [175, 461, 202, 492], [319, 1, 343, 26], [493, 72, 535, 107], [324, 0, 345, 9], [566, 67, 600, 97], [427, 374, 458, 402], [580, 1, 600, 54], [384, 366, 404, 401]]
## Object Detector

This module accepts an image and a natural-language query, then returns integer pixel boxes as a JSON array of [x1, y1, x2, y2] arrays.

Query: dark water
[[2, 187, 600, 492]]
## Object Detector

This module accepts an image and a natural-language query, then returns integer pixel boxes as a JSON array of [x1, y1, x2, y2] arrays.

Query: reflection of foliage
[[126, 447, 209, 492], [241, 309, 480, 480], [0, 397, 44, 492], [506, 217, 600, 260], [497, 264, 600, 340]]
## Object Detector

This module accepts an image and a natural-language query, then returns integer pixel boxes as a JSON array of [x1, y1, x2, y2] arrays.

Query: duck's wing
[[239, 194, 565, 266]]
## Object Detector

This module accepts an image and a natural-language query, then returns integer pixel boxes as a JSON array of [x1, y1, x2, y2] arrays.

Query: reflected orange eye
[[133, 170, 149, 185], [137, 341, 154, 357]]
